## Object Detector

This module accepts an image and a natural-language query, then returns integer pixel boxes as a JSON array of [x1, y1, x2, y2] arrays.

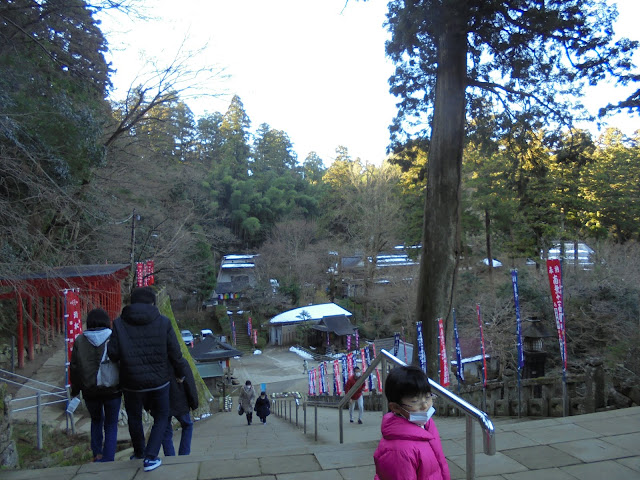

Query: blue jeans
[[161, 413, 193, 456], [123, 385, 170, 460], [84, 395, 121, 462]]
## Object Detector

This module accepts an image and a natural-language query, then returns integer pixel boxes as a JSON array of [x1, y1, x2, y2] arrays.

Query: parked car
[[181, 329, 194, 347], [482, 258, 502, 267]]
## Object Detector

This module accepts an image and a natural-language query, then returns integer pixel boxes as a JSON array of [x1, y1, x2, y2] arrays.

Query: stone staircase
[[233, 322, 255, 353]]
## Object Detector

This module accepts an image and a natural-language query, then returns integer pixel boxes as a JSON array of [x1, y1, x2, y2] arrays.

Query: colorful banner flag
[[231, 320, 236, 346], [416, 321, 427, 375], [546, 259, 567, 371], [347, 352, 355, 379], [364, 346, 373, 391], [437, 318, 450, 387], [308, 369, 316, 395], [360, 348, 369, 392], [453, 309, 464, 383], [319, 362, 327, 394], [333, 360, 342, 395], [355, 329, 359, 350], [511, 269, 525, 370], [64, 289, 82, 385], [341, 354, 349, 388], [372, 343, 382, 391], [252, 328, 258, 345], [146, 259, 155, 285], [136, 262, 144, 287], [476, 304, 488, 387], [327, 331, 330, 346], [393, 333, 400, 356], [347, 333, 351, 351], [247, 317, 252, 336]]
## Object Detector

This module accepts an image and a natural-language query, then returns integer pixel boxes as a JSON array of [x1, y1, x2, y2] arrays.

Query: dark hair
[[130, 287, 156, 305], [87, 308, 110, 329], [245, 380, 252, 386], [384, 365, 431, 404], [353, 366, 361, 371]]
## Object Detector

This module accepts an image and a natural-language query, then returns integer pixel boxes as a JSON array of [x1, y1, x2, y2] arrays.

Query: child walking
[[374, 365, 450, 480]]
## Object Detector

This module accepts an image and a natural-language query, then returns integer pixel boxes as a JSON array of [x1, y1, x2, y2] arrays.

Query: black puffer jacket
[[70, 328, 121, 400], [169, 357, 199, 417], [108, 303, 183, 391]]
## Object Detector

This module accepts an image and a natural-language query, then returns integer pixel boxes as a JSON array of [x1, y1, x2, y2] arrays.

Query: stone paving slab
[[515, 423, 600, 444], [600, 431, 640, 451], [259, 453, 322, 475], [574, 414, 640, 436], [199, 458, 261, 479], [501, 468, 577, 480], [552, 437, 636, 462], [560, 459, 640, 480], [338, 464, 376, 480], [619, 456, 640, 473], [315, 445, 375, 469], [276, 470, 343, 480], [448, 451, 529, 477], [501, 445, 581, 469]]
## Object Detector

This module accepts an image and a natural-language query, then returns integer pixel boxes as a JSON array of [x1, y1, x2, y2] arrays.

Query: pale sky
[[98, 0, 638, 167]]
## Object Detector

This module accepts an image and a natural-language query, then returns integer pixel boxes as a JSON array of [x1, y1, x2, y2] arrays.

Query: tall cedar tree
[[384, 0, 637, 378]]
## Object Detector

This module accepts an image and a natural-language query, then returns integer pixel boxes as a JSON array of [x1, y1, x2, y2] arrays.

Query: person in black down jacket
[[161, 357, 198, 456], [107, 287, 185, 472], [70, 308, 121, 462], [254, 391, 271, 425]]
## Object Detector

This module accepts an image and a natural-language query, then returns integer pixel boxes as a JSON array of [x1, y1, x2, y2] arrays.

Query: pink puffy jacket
[[374, 412, 451, 480]]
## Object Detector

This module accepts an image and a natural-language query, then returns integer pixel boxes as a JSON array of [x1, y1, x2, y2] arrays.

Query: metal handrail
[[304, 349, 496, 480]]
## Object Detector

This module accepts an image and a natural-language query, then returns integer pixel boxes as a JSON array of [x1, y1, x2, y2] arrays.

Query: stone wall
[[0, 382, 19, 468]]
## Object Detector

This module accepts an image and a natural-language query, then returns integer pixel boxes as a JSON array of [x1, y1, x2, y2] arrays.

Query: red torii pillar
[[16, 291, 24, 369], [26, 295, 34, 361]]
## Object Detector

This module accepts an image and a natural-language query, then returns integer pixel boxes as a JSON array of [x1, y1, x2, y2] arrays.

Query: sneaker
[[350, 419, 354, 423], [358, 419, 363, 424], [143, 458, 162, 472]]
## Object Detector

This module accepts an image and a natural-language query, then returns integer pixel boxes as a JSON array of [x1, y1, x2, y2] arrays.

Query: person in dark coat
[[161, 357, 198, 456], [107, 287, 185, 472], [238, 380, 256, 425], [254, 391, 270, 425], [70, 308, 121, 462]]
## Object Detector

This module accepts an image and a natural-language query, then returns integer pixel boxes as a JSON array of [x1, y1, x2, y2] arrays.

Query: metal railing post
[[295, 400, 299, 426], [289, 400, 292, 423], [303, 402, 307, 434], [339, 403, 344, 444], [314, 404, 318, 441], [36, 392, 43, 450], [466, 415, 475, 480]]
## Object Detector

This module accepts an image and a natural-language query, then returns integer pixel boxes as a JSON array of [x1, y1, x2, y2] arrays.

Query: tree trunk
[[415, 27, 467, 380], [485, 208, 493, 283]]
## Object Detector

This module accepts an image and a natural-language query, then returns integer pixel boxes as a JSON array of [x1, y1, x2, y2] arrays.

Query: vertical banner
[[333, 360, 342, 395], [393, 333, 400, 356], [372, 343, 383, 391], [231, 320, 236, 346], [64, 289, 82, 386], [327, 332, 330, 346], [247, 317, 252, 336], [142, 260, 149, 286], [402, 326, 408, 364], [416, 321, 427, 375], [360, 348, 369, 392], [347, 333, 351, 351], [437, 318, 450, 387], [341, 354, 349, 389], [476, 304, 488, 387], [511, 270, 525, 370], [146, 259, 155, 285], [546, 259, 567, 371], [136, 262, 144, 287], [347, 352, 355, 378], [453, 309, 464, 383], [252, 329, 258, 345], [308, 369, 316, 396], [355, 329, 359, 350], [364, 346, 373, 391], [319, 362, 327, 394]]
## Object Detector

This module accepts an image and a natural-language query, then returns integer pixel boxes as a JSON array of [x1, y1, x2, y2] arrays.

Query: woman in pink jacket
[[374, 365, 450, 480]]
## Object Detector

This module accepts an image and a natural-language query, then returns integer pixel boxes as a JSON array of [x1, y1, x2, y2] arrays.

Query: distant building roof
[[373, 337, 414, 363], [190, 336, 243, 362], [311, 315, 356, 336], [269, 303, 352, 324]]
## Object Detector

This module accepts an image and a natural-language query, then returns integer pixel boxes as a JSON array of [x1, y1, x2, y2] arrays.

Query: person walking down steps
[[161, 357, 198, 456], [239, 380, 256, 425]]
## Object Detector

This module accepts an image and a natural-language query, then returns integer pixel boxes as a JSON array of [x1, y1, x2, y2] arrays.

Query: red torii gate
[[0, 264, 130, 368]]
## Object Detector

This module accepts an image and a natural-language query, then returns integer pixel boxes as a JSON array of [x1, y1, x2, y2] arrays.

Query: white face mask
[[355, 372, 361, 377], [405, 406, 435, 426]]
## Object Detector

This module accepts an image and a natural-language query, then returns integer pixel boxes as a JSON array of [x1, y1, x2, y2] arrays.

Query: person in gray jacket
[[70, 308, 121, 462]]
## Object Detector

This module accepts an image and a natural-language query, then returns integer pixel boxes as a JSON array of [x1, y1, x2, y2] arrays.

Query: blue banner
[[416, 321, 427, 375], [364, 346, 373, 390], [341, 354, 348, 388], [453, 309, 464, 383], [393, 333, 400, 356], [319, 362, 327, 394], [231, 320, 236, 346], [511, 269, 525, 370], [355, 329, 359, 350]]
